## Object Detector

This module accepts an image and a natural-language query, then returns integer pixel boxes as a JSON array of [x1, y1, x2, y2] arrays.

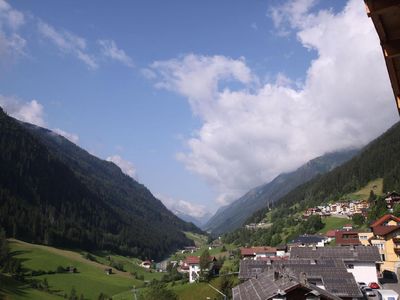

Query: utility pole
[[132, 285, 138, 300]]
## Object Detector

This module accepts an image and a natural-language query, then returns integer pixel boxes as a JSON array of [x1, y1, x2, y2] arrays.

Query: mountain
[[0, 107, 202, 260], [174, 211, 212, 228], [204, 149, 359, 236], [246, 121, 400, 228]]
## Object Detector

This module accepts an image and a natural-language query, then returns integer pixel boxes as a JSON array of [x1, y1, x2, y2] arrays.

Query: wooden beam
[[365, 0, 400, 16], [383, 39, 400, 58]]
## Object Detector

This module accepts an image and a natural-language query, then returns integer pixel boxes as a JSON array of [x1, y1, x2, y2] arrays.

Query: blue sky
[[0, 0, 397, 220]]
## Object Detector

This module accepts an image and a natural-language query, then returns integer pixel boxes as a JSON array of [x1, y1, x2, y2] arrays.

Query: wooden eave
[[365, 0, 400, 115]]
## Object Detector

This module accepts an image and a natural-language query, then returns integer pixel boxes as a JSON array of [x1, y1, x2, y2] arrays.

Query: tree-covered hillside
[[223, 121, 400, 246], [0, 107, 201, 260]]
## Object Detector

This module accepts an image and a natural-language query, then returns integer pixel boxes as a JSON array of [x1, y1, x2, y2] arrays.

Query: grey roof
[[289, 234, 326, 245], [290, 245, 381, 262], [237, 259, 363, 298], [233, 270, 343, 300]]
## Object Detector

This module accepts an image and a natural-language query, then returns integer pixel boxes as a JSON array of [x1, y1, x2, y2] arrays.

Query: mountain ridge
[[204, 148, 359, 236]]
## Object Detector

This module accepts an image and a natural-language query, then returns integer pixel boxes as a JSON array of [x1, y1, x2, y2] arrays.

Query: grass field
[[184, 232, 208, 248], [343, 178, 383, 201], [318, 216, 352, 234], [4, 239, 144, 300]]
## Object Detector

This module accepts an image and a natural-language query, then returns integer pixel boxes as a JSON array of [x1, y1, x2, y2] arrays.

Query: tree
[[352, 214, 365, 227], [69, 287, 78, 300], [0, 227, 9, 269], [219, 274, 234, 299], [393, 203, 400, 218]]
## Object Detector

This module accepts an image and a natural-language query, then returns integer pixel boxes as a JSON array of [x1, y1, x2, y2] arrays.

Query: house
[[236, 260, 363, 299], [370, 214, 400, 273], [385, 192, 400, 210], [290, 246, 381, 284], [288, 235, 327, 248], [233, 268, 344, 300], [342, 224, 353, 231], [324, 230, 337, 243], [240, 246, 277, 260], [276, 245, 287, 257], [140, 260, 152, 269], [104, 268, 112, 275], [358, 231, 374, 246], [335, 230, 361, 246], [184, 256, 218, 283]]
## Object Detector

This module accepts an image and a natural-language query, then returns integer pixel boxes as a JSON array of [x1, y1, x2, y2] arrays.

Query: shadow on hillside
[[0, 274, 29, 298]]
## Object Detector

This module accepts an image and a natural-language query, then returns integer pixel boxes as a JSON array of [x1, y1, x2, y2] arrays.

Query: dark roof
[[240, 246, 277, 256], [233, 269, 343, 300], [290, 246, 381, 262], [289, 235, 326, 245], [372, 225, 400, 236]]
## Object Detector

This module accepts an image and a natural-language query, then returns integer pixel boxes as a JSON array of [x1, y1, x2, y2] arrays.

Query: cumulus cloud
[[148, 0, 397, 205], [106, 155, 137, 178], [0, 0, 26, 58], [37, 20, 97, 69], [156, 194, 209, 218], [0, 95, 46, 126], [98, 39, 134, 67], [53, 128, 79, 144]]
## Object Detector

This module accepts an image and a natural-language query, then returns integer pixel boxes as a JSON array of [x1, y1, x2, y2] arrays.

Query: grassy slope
[[6, 240, 143, 300], [184, 232, 208, 248], [343, 178, 383, 201], [318, 216, 352, 234]]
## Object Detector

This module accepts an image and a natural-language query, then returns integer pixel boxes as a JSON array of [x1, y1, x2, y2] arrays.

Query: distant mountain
[[204, 149, 359, 236], [174, 211, 212, 228], [0, 107, 202, 260]]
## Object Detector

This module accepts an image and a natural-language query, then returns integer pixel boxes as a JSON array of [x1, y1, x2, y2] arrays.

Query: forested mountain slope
[[205, 149, 358, 236], [0, 107, 201, 260]]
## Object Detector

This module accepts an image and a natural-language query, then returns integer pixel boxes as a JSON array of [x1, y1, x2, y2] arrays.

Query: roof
[[325, 230, 337, 238], [240, 246, 277, 256], [365, 0, 400, 115], [335, 231, 361, 246], [234, 263, 354, 300], [289, 235, 326, 245], [290, 246, 381, 262], [370, 214, 400, 227], [185, 256, 200, 265], [372, 225, 400, 236]]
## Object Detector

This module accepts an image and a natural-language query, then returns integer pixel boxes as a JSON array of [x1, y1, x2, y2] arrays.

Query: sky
[[0, 0, 398, 221]]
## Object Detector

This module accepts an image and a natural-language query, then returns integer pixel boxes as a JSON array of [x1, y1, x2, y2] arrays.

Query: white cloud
[[106, 155, 137, 179], [98, 39, 134, 68], [0, 95, 46, 126], [53, 128, 79, 144], [156, 193, 209, 219], [149, 0, 397, 205], [37, 20, 98, 69], [0, 0, 26, 58]]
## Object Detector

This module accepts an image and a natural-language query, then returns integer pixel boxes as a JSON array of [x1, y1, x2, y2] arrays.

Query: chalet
[[358, 231, 374, 246], [369, 214, 400, 273], [290, 246, 381, 284], [324, 230, 337, 243], [240, 246, 277, 260], [236, 260, 362, 299], [233, 268, 344, 300], [342, 224, 353, 231], [184, 256, 218, 283], [104, 268, 112, 275], [385, 192, 400, 210], [335, 231, 361, 246]]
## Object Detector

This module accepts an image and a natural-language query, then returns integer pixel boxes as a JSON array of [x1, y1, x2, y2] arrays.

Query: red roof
[[372, 225, 400, 236], [335, 230, 361, 246], [325, 230, 337, 238], [240, 247, 277, 256], [370, 214, 400, 228], [185, 256, 200, 265]]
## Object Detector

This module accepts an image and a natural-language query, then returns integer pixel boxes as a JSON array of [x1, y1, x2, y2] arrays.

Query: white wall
[[189, 265, 200, 283], [346, 262, 378, 284]]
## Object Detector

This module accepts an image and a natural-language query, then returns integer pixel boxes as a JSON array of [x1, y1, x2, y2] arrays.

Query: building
[[184, 256, 218, 283], [288, 235, 327, 248], [358, 231, 374, 246], [140, 260, 152, 269], [233, 269, 344, 300], [365, 0, 400, 114], [385, 192, 400, 210], [290, 246, 381, 284], [236, 260, 363, 299], [370, 214, 400, 273], [335, 231, 361, 246], [240, 246, 277, 260]]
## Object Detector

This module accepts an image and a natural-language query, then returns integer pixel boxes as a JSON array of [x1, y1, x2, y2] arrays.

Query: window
[[346, 264, 354, 269], [381, 254, 386, 261]]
